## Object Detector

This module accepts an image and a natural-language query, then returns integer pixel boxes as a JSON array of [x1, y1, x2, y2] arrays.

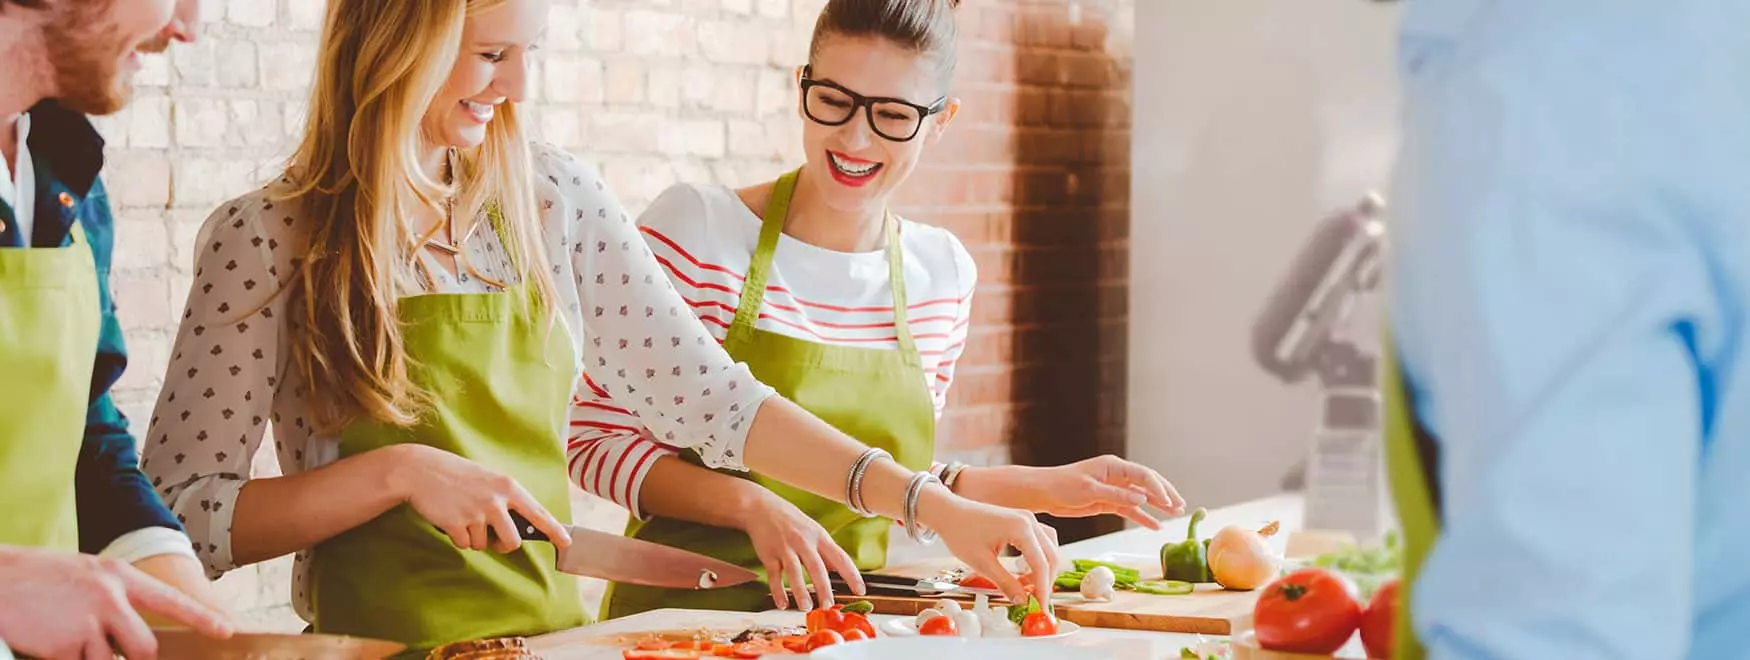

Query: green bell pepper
[[1161, 507, 1212, 583]]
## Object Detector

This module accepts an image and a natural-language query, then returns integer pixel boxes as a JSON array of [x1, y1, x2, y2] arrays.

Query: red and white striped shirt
[[570, 183, 976, 518]]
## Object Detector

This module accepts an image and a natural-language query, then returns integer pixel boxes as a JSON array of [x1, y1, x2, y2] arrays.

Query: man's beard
[[42, 8, 164, 116]]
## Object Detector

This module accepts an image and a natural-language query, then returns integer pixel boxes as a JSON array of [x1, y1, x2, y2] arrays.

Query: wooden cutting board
[[834, 557, 1260, 635]]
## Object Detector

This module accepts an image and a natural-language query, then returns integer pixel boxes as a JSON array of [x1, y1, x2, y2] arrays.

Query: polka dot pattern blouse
[[139, 143, 775, 622]]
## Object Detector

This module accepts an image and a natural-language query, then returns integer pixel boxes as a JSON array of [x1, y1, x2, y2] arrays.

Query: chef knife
[[507, 512, 760, 590]]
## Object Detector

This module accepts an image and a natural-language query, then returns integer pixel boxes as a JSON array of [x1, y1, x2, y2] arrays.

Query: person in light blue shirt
[[1386, 0, 1750, 658]]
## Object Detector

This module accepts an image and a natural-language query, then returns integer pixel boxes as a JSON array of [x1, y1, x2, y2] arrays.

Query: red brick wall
[[896, 0, 1135, 542]]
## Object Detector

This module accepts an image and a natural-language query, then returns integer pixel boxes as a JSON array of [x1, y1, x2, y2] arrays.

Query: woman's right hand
[[925, 493, 1062, 604], [386, 444, 573, 553], [738, 490, 866, 612]]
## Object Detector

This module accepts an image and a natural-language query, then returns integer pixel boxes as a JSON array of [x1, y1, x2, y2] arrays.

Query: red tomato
[[959, 575, 999, 590], [1020, 611, 1059, 637], [778, 636, 810, 653], [840, 612, 876, 638], [710, 643, 737, 657], [917, 616, 958, 636], [805, 630, 845, 651], [841, 629, 871, 642], [805, 602, 840, 633], [1360, 579, 1401, 659], [1253, 568, 1364, 655]]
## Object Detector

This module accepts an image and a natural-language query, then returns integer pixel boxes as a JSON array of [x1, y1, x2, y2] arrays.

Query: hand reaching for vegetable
[[955, 455, 1187, 529], [738, 489, 865, 611]]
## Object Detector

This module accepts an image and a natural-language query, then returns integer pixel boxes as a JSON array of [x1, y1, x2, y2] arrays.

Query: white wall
[[1126, 0, 1402, 509]]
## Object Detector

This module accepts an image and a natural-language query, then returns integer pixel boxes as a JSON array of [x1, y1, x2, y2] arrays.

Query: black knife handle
[[431, 512, 549, 542], [507, 511, 549, 541]]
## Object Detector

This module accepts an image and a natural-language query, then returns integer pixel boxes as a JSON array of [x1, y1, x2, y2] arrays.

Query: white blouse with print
[[140, 144, 776, 621]]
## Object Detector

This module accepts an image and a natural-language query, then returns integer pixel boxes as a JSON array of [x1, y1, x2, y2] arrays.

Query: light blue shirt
[[1390, 1, 1750, 658]]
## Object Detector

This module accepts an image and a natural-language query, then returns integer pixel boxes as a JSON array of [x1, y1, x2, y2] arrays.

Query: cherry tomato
[[710, 643, 737, 657], [806, 606, 846, 634], [1021, 611, 1059, 637], [840, 628, 871, 642], [1253, 568, 1363, 655], [1360, 579, 1401, 659], [840, 612, 876, 638], [917, 616, 958, 636], [959, 575, 999, 590], [805, 630, 845, 651]]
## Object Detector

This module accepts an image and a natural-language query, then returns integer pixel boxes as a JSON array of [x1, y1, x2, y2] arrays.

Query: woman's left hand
[[955, 456, 1187, 529]]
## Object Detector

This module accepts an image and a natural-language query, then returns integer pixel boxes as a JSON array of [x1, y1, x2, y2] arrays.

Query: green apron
[[0, 221, 97, 549], [603, 169, 937, 618], [311, 218, 586, 654], [1383, 342, 1438, 660]]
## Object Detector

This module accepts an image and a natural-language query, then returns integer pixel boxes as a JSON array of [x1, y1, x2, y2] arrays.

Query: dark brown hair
[[809, 0, 961, 85]]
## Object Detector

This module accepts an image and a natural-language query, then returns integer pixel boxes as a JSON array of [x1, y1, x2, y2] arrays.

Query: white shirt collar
[[0, 113, 35, 244]]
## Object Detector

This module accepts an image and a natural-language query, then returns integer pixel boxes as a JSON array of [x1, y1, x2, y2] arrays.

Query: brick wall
[[95, 0, 1132, 630]]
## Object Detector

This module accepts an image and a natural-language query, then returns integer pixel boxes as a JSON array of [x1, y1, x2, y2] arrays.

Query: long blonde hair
[[273, 0, 560, 432]]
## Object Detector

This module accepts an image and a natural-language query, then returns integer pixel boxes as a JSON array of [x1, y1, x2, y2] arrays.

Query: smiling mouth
[[827, 150, 882, 178], [461, 100, 496, 122]]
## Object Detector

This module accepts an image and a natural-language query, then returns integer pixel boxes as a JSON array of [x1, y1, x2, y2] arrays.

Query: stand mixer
[[1251, 193, 1390, 539]]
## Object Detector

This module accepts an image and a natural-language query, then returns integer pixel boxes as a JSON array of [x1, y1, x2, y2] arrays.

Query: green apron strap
[[883, 212, 918, 362], [1383, 338, 1438, 660], [728, 171, 795, 342]]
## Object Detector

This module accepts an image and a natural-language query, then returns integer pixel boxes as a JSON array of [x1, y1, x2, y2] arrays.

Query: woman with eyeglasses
[[581, 0, 1188, 618]]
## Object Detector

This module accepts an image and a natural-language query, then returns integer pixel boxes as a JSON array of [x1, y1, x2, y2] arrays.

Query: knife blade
[[508, 512, 760, 590], [153, 628, 405, 659], [836, 573, 1008, 600]]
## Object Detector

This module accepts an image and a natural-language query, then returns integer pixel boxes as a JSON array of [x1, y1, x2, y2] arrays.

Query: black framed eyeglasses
[[798, 66, 948, 143]]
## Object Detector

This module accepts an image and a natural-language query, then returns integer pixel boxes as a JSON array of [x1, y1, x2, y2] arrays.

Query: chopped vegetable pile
[[1053, 559, 1194, 596], [1303, 531, 1402, 599]]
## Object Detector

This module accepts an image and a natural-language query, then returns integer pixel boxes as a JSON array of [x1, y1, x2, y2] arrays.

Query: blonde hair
[[272, 0, 559, 432]]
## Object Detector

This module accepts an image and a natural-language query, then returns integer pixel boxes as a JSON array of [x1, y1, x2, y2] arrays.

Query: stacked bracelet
[[941, 461, 969, 492], [845, 447, 891, 518], [902, 471, 941, 545]]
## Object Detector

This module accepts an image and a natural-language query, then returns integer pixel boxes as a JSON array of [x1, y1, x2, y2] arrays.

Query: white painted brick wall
[[97, 0, 814, 629]]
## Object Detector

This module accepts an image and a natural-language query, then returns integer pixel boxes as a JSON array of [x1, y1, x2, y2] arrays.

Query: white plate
[[879, 617, 1080, 640], [809, 637, 1111, 660]]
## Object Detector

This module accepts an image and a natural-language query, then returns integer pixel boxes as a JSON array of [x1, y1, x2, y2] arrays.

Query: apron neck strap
[[728, 169, 917, 360]]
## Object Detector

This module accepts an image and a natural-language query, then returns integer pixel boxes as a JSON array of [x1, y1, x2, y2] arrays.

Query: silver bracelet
[[903, 471, 942, 545], [941, 461, 970, 492], [846, 447, 891, 517]]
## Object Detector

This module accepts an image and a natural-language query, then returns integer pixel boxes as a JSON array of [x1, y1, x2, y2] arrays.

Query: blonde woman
[[140, 0, 1058, 651]]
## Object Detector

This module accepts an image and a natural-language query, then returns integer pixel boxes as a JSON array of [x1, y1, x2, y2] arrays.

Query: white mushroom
[[933, 599, 963, 616], [950, 610, 982, 638], [1080, 565, 1117, 602]]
